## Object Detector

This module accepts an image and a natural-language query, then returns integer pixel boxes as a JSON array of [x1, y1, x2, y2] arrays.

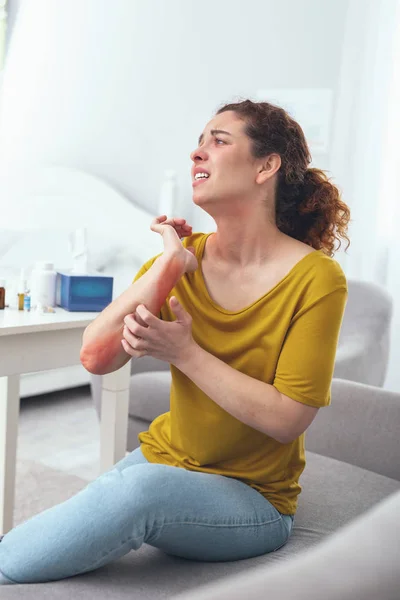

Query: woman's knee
[[111, 446, 149, 473], [87, 462, 172, 512]]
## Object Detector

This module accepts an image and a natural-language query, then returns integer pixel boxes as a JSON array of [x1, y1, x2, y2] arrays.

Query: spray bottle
[[0, 279, 5, 310], [69, 228, 89, 274]]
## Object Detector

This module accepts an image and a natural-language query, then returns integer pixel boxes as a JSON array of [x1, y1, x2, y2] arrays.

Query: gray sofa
[[3, 378, 399, 599]]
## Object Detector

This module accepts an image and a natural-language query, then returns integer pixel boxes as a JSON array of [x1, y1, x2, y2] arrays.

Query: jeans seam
[[82, 515, 284, 574], [157, 516, 283, 528]]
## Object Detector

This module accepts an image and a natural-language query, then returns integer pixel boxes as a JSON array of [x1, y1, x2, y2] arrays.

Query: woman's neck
[[206, 223, 285, 269]]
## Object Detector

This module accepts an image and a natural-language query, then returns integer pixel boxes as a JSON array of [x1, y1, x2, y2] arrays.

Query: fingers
[[122, 324, 146, 350], [134, 304, 159, 326], [155, 215, 185, 225], [122, 309, 155, 356], [121, 338, 146, 358], [121, 338, 136, 355], [173, 221, 192, 238], [121, 315, 147, 357], [152, 215, 193, 236], [157, 215, 184, 224], [123, 313, 148, 337]]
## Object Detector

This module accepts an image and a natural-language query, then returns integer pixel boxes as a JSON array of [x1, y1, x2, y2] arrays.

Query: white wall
[[2, 0, 399, 390], [0, 0, 349, 234]]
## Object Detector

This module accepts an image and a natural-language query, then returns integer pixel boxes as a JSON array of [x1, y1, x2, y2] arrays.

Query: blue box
[[56, 272, 113, 312]]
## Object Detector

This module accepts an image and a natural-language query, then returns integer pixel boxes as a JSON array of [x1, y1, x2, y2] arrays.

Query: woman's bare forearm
[[80, 253, 186, 375]]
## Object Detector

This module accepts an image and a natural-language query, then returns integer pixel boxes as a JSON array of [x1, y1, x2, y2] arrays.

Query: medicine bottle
[[18, 270, 27, 310], [0, 279, 5, 310], [30, 262, 57, 309]]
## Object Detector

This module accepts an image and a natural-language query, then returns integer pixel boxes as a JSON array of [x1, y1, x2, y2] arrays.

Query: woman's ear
[[256, 154, 281, 184]]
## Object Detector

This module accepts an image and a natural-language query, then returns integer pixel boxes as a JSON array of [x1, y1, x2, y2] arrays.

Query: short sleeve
[[132, 254, 162, 284], [273, 287, 348, 408]]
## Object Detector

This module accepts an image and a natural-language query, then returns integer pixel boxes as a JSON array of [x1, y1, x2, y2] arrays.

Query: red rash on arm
[[80, 330, 124, 374], [153, 254, 184, 310], [80, 253, 187, 375]]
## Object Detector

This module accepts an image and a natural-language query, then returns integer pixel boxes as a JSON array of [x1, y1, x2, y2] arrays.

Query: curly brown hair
[[216, 99, 350, 257]]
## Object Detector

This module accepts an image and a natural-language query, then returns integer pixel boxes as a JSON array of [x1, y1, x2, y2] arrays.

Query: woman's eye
[[215, 138, 225, 145]]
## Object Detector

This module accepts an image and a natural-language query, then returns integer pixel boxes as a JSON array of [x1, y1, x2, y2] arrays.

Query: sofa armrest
[[174, 490, 400, 600], [305, 378, 400, 481]]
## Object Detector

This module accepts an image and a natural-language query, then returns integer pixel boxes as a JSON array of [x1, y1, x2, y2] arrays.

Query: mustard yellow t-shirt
[[133, 232, 348, 515]]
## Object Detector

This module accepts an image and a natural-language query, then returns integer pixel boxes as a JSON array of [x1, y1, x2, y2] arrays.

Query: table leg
[[0, 375, 20, 534], [99, 362, 131, 473]]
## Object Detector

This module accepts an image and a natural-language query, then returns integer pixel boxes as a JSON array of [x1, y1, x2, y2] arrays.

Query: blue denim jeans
[[0, 446, 294, 584]]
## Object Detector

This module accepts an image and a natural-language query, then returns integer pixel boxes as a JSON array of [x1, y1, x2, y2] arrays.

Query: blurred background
[[0, 0, 399, 392]]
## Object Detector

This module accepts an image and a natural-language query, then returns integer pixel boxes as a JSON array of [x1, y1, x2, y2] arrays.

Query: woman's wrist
[[156, 251, 188, 276]]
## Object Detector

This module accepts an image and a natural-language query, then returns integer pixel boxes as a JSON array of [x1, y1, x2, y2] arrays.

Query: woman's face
[[190, 111, 263, 214]]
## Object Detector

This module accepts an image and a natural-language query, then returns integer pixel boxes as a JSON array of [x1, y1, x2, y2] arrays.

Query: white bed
[[0, 165, 161, 397]]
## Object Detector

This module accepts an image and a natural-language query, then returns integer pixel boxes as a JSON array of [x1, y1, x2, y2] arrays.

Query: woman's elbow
[[80, 346, 100, 375]]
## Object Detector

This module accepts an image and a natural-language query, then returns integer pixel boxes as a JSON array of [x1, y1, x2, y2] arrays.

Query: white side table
[[0, 307, 131, 533]]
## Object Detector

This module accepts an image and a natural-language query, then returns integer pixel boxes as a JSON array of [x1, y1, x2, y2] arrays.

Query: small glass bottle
[[18, 292, 25, 310], [0, 279, 5, 310], [17, 269, 27, 310]]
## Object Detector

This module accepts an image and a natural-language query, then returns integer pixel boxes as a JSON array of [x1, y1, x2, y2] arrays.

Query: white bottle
[[69, 228, 89, 274], [158, 169, 178, 217], [30, 262, 57, 309]]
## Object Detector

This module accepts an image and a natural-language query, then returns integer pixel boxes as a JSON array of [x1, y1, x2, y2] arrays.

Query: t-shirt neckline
[[197, 232, 322, 316]]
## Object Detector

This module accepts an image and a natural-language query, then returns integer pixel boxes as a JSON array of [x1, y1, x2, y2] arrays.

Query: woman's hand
[[151, 215, 198, 273], [152, 215, 192, 239], [121, 296, 196, 368]]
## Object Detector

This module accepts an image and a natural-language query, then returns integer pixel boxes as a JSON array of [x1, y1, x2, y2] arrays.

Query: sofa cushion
[[292, 451, 400, 549], [128, 371, 171, 422], [2, 450, 398, 599]]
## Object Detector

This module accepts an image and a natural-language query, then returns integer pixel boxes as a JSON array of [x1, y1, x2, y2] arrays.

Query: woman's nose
[[190, 146, 207, 162]]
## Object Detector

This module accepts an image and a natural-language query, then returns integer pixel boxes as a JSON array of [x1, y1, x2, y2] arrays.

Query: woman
[[0, 99, 350, 584]]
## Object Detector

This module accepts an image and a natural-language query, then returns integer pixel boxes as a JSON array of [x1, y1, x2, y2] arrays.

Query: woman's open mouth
[[193, 172, 210, 187]]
